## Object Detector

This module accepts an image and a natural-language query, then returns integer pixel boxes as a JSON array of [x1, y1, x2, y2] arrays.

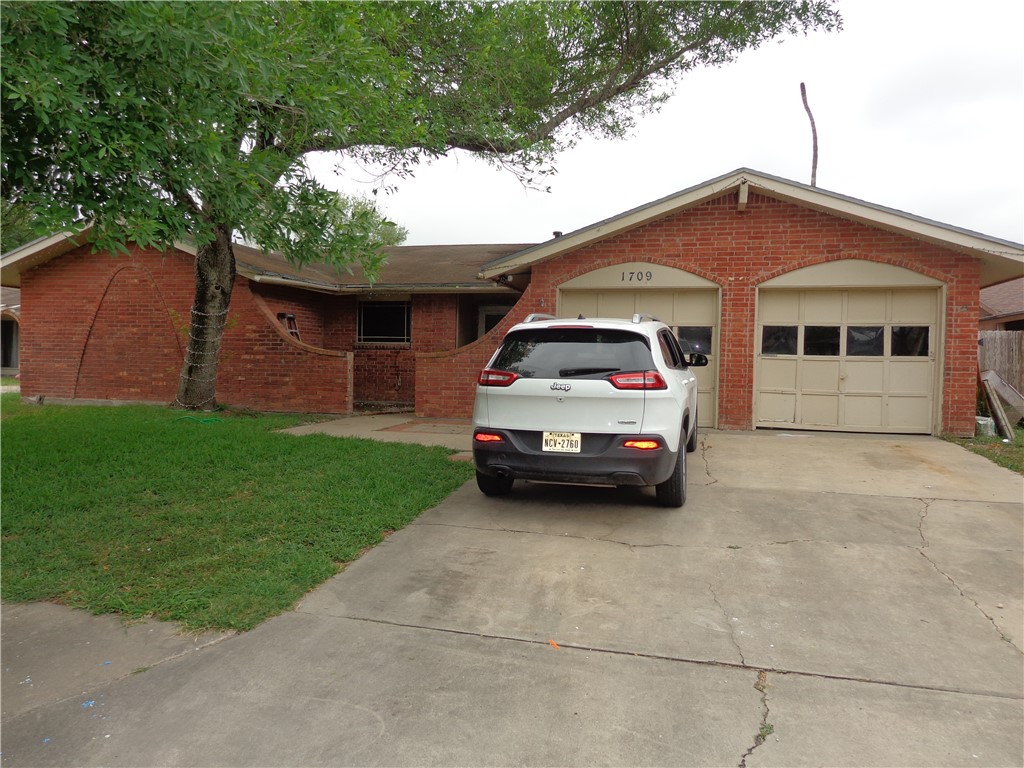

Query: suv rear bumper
[[473, 428, 677, 487]]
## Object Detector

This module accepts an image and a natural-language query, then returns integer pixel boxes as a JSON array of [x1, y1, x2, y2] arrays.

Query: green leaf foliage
[[2, 0, 840, 268], [1, 198, 42, 253]]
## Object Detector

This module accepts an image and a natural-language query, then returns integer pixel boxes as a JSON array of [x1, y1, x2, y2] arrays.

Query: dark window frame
[[357, 301, 412, 344], [846, 326, 885, 357], [761, 325, 799, 356], [675, 325, 714, 357], [803, 325, 841, 356], [891, 325, 930, 357]]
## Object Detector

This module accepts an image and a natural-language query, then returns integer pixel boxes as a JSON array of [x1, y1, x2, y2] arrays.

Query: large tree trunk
[[174, 224, 236, 410]]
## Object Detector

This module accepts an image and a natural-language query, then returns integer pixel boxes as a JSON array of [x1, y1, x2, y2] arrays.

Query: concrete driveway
[[2, 428, 1022, 766]]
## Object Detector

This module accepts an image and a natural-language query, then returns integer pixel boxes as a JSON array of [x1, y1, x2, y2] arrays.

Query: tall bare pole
[[800, 82, 818, 187]]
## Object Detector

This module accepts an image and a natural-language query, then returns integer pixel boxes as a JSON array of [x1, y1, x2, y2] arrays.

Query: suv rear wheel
[[655, 449, 686, 507]]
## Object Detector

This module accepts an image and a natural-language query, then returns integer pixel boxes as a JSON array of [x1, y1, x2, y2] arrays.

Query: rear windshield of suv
[[492, 328, 654, 379]]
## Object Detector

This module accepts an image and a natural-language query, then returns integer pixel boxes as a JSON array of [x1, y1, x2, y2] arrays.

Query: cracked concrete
[[709, 583, 746, 666], [2, 429, 1021, 767], [915, 496, 1022, 653], [917, 496, 934, 548], [699, 435, 719, 485], [917, 548, 1021, 652], [739, 670, 772, 768]]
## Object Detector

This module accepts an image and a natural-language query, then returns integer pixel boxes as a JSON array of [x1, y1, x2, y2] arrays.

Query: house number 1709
[[621, 270, 654, 282]]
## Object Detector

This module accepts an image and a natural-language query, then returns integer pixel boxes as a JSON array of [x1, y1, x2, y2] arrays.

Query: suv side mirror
[[686, 353, 709, 368]]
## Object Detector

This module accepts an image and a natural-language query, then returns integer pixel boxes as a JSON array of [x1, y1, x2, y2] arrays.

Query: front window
[[358, 302, 411, 344]]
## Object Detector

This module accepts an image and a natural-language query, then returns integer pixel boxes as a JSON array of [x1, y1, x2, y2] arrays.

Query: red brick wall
[[413, 295, 459, 353], [416, 193, 982, 435], [221, 288, 352, 413], [254, 284, 329, 348], [325, 295, 357, 350], [351, 294, 460, 405], [20, 245, 194, 400], [20, 244, 354, 414], [416, 284, 536, 418], [75, 263, 184, 400], [354, 347, 415, 403]]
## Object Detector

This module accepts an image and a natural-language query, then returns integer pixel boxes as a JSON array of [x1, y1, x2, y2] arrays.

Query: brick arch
[[754, 250, 953, 287], [547, 252, 726, 288], [75, 263, 184, 400]]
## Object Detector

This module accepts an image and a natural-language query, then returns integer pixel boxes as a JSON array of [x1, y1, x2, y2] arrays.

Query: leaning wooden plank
[[983, 379, 1016, 440], [981, 369, 1024, 422]]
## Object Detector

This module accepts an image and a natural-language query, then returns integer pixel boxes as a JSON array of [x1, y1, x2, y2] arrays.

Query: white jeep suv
[[472, 314, 708, 507]]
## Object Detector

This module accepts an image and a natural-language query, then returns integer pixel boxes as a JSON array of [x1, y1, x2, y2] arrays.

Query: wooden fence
[[979, 331, 1024, 395]]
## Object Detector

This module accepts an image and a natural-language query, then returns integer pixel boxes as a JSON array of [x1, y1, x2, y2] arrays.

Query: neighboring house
[[980, 277, 1024, 330], [2, 169, 1022, 436], [0, 285, 20, 376]]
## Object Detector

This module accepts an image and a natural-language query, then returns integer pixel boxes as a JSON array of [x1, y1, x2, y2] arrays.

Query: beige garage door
[[756, 287, 939, 433], [558, 263, 719, 428]]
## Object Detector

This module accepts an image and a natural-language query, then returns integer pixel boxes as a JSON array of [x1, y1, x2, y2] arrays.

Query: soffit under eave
[[242, 268, 518, 297]]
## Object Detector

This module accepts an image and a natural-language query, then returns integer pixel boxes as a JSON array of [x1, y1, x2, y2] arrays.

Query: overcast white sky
[[310, 0, 1024, 247]]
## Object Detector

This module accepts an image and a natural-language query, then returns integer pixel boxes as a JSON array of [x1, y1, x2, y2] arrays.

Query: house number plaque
[[621, 270, 655, 283]]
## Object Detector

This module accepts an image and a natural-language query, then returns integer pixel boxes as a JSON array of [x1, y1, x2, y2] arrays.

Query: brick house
[[1, 232, 526, 413], [421, 169, 1022, 436], [3, 169, 1022, 435]]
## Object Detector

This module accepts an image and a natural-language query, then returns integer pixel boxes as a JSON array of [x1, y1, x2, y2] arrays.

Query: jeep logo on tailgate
[[550, 382, 571, 392]]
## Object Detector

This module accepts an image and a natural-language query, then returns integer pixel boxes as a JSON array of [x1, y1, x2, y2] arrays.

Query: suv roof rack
[[632, 313, 660, 324], [523, 313, 556, 323]]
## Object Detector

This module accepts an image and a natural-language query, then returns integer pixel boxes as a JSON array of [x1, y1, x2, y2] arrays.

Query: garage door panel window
[[675, 326, 713, 356], [892, 326, 929, 356], [803, 326, 840, 356], [762, 326, 798, 355], [847, 326, 884, 356]]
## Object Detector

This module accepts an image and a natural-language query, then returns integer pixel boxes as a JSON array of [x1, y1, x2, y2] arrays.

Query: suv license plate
[[542, 432, 581, 453]]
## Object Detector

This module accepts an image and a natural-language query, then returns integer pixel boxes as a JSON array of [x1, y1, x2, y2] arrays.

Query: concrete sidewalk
[[2, 426, 1022, 766], [281, 413, 474, 452]]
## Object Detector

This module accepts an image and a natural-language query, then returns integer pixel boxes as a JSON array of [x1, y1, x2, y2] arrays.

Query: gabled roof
[[0, 226, 530, 295], [478, 168, 1024, 287], [980, 277, 1024, 320], [234, 242, 531, 294]]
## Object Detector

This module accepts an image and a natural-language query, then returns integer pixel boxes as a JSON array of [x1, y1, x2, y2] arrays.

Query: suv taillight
[[479, 369, 519, 387], [608, 370, 667, 390]]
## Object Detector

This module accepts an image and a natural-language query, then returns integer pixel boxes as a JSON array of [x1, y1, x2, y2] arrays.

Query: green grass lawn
[[945, 423, 1024, 475], [0, 394, 473, 631], [0, 376, 19, 387]]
